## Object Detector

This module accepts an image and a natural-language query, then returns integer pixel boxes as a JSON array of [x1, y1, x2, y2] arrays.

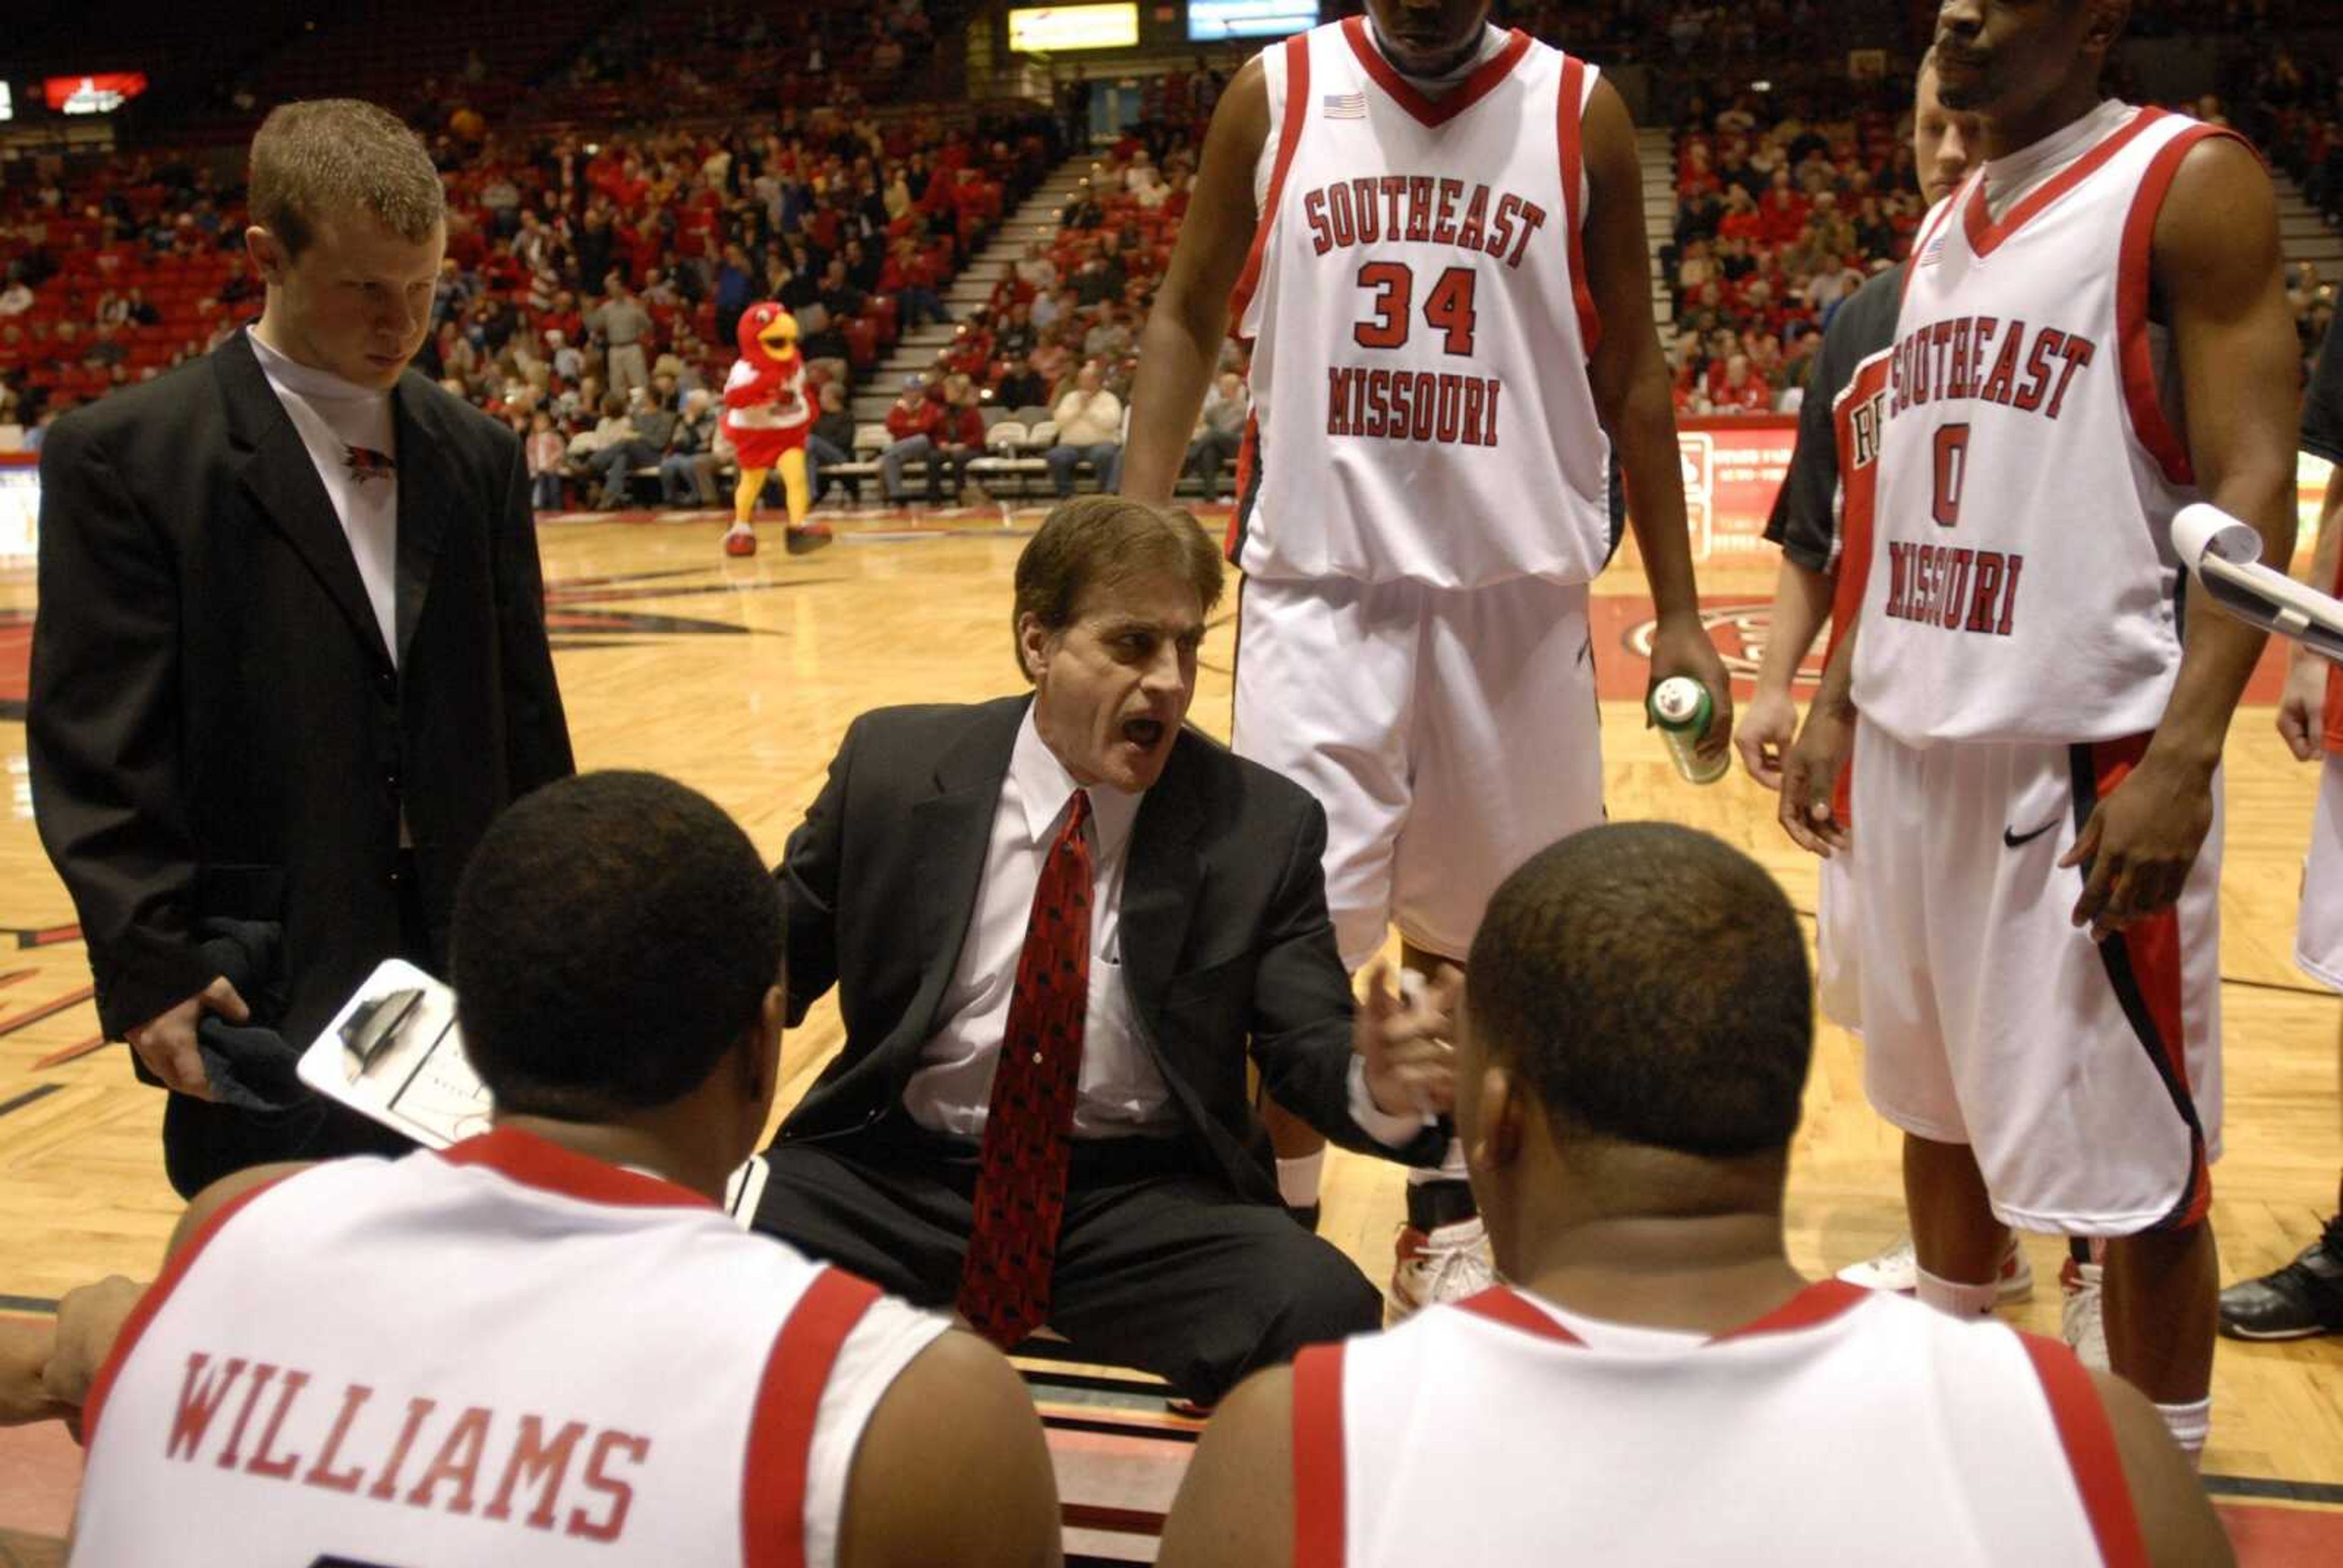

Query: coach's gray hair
[[249, 99, 445, 257]]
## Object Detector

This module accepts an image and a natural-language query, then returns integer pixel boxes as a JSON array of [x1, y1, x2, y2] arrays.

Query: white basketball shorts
[[2295, 753, 2343, 990], [1849, 716, 2222, 1237], [1231, 573, 1605, 970], [1815, 847, 1862, 1033]]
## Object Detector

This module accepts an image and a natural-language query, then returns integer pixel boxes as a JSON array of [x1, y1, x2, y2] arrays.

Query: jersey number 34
[[1353, 263, 1481, 356]]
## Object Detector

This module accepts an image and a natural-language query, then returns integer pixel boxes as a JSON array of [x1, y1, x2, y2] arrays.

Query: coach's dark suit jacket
[[777, 696, 1444, 1204], [29, 328, 574, 1193]]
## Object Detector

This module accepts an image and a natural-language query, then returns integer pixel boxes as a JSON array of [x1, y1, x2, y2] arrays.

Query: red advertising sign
[[43, 73, 149, 114], [1676, 415, 1797, 561], [1674, 415, 2334, 564]]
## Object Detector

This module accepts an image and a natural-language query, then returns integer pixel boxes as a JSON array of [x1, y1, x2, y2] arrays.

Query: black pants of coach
[[752, 1118, 1382, 1403]]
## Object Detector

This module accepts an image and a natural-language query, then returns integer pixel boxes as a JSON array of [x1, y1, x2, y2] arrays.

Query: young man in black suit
[[755, 496, 1456, 1403], [30, 99, 573, 1198]]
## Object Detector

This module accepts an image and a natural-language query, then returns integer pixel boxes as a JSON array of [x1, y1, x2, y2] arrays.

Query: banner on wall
[[1676, 417, 1796, 559], [1677, 418, 2334, 564]]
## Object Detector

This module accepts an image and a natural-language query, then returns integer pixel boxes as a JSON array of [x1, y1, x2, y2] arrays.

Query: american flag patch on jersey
[[1323, 92, 1367, 120]]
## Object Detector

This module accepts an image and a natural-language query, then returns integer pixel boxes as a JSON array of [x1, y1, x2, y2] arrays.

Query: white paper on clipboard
[[297, 958, 490, 1149], [2172, 503, 2343, 663], [299, 958, 772, 1226]]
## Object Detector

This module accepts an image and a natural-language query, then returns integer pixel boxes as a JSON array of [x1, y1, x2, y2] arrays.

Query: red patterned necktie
[[957, 789, 1094, 1347]]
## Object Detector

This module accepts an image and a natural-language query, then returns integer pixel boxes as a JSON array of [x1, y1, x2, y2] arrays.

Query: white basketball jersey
[[724, 354, 813, 433], [1228, 18, 1613, 589], [1854, 104, 2240, 745], [72, 1130, 945, 1568], [1294, 1282, 2143, 1567]]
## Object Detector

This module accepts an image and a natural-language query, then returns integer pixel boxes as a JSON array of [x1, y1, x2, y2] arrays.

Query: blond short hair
[[249, 99, 445, 258]]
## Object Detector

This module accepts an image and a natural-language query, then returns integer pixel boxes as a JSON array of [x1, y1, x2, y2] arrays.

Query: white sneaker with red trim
[[1836, 1234, 2034, 1303], [1387, 1216, 1495, 1323], [2061, 1257, 2108, 1371]]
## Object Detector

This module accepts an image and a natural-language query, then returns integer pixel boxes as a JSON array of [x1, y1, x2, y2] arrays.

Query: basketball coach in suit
[[752, 496, 1454, 1402], [29, 100, 572, 1198]]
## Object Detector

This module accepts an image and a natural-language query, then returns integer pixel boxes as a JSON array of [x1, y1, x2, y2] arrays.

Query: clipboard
[[298, 958, 770, 1226]]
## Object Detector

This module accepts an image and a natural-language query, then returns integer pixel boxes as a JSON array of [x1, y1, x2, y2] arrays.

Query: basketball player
[[62, 772, 1062, 1567], [1155, 825, 2229, 1567], [1121, 0, 1732, 1304], [1741, 55, 2044, 1309], [1779, 0, 2301, 1464], [2219, 318, 2343, 1342]]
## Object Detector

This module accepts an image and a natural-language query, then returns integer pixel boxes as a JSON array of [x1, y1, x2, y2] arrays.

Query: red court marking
[[0, 621, 29, 711], [2219, 1501, 2343, 1565], [0, 1419, 81, 1542], [29, 1036, 106, 1071], [0, 969, 37, 989], [0, 987, 95, 1040]]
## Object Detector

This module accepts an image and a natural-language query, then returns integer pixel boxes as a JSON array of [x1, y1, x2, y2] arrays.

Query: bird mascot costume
[[719, 303, 830, 556]]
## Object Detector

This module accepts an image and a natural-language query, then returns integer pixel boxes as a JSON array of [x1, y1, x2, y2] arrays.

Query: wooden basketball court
[[1, 500, 2339, 1560]]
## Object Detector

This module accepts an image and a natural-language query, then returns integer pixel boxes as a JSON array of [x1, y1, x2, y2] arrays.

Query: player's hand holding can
[[1646, 613, 1737, 769]]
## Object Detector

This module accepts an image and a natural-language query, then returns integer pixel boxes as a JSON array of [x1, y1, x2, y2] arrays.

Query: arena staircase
[[852, 152, 1095, 425], [1640, 126, 1679, 350], [2273, 172, 2342, 289]]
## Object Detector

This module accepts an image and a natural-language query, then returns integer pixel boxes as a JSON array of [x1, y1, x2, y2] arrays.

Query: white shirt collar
[[247, 323, 394, 406], [1010, 701, 1143, 856]]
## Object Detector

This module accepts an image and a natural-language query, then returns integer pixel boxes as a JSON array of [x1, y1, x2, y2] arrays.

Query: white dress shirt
[[248, 326, 400, 664], [904, 707, 1174, 1138], [902, 706, 1430, 1149]]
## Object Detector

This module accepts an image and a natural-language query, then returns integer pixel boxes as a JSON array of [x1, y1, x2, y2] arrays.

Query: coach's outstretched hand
[[1356, 960, 1459, 1120]]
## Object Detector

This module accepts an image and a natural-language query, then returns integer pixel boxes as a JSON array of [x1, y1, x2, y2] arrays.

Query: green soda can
[[1650, 676, 1728, 785]]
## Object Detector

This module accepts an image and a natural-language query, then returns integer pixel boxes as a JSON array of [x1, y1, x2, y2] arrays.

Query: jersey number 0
[[1932, 424, 1971, 528]]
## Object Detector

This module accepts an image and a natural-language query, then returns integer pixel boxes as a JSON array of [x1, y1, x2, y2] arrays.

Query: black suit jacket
[[29, 329, 574, 1098], [776, 697, 1444, 1205]]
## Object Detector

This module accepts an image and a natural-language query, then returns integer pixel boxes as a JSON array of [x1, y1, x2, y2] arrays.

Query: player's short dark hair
[[452, 771, 782, 1120], [1467, 822, 1812, 1159], [1011, 496, 1224, 678], [248, 99, 445, 259]]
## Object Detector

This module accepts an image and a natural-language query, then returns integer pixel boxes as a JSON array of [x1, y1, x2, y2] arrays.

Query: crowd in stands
[[1663, 56, 2341, 417], [532, 0, 971, 125], [1661, 82, 1922, 416], [2230, 42, 2342, 379], [1, 96, 1060, 506], [857, 71, 1256, 509], [9, 0, 2342, 486], [1504, 2, 1893, 66]]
